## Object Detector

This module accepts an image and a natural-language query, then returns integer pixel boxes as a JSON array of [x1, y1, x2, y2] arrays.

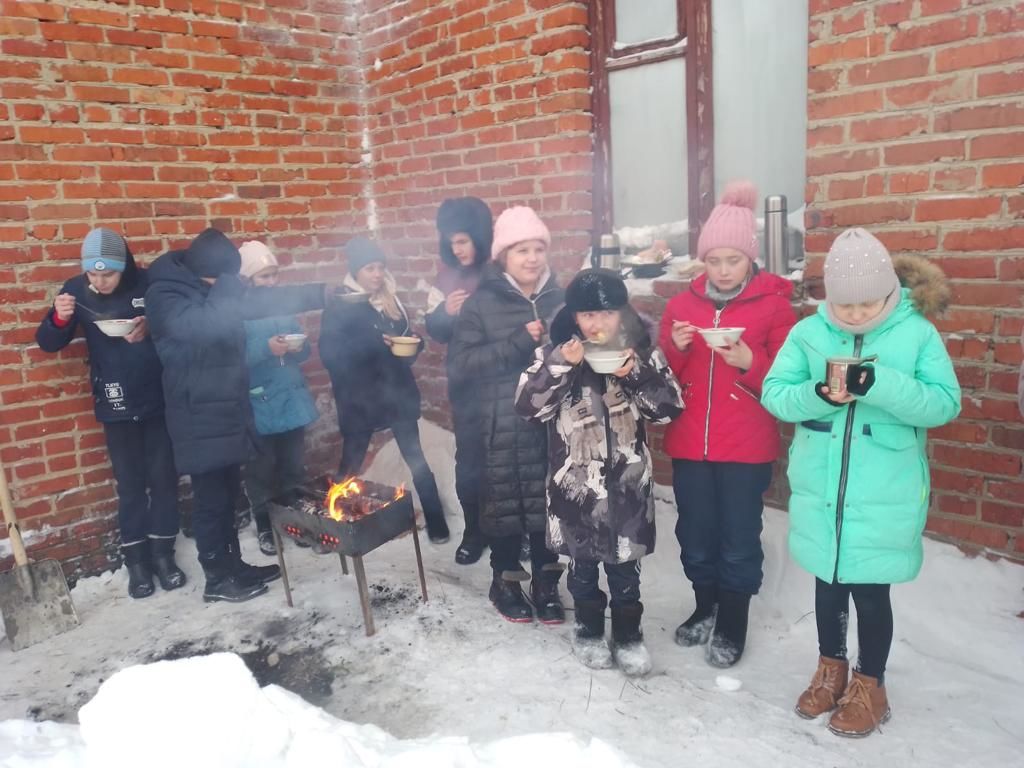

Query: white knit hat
[[824, 228, 899, 305], [239, 241, 278, 279]]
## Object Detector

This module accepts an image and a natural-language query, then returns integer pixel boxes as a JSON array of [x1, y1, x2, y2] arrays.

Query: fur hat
[[565, 269, 629, 313], [181, 228, 241, 278], [491, 206, 550, 260], [81, 228, 128, 273], [696, 181, 759, 262], [436, 197, 493, 269], [239, 241, 278, 279], [345, 236, 386, 275]]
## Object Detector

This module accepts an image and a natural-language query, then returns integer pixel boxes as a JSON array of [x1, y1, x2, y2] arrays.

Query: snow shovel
[[0, 457, 79, 651]]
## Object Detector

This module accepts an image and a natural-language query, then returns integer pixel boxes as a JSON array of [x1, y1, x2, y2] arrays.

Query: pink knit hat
[[696, 181, 759, 262], [239, 240, 278, 279], [491, 206, 551, 260]]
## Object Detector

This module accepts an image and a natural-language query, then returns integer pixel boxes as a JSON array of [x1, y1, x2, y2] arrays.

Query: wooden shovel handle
[[0, 457, 29, 567]]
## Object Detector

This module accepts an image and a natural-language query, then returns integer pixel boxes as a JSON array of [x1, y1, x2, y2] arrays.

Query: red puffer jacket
[[658, 270, 796, 463]]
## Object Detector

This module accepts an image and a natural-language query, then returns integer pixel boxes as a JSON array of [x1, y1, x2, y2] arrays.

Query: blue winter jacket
[[244, 316, 319, 436]]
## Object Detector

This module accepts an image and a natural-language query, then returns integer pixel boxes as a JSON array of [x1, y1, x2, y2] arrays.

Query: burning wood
[[324, 477, 400, 522]]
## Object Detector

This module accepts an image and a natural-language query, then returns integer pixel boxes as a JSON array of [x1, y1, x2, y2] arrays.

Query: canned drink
[[825, 357, 862, 394]]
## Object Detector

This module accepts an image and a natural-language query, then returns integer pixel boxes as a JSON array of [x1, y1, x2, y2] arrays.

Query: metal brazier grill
[[268, 477, 428, 637]]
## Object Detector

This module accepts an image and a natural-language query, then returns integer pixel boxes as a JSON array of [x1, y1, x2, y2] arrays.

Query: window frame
[[590, 0, 714, 255]]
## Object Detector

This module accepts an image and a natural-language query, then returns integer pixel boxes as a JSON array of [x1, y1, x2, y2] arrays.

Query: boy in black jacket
[[146, 228, 327, 604], [36, 228, 184, 599]]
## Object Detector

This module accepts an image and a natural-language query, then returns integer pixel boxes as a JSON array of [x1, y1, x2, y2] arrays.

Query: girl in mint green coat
[[762, 228, 960, 739]]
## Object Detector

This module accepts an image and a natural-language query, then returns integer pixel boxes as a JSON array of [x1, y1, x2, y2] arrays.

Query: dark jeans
[[338, 420, 444, 522], [244, 427, 306, 534], [816, 578, 894, 682], [190, 464, 242, 559], [490, 530, 557, 575], [452, 399, 483, 536], [568, 558, 641, 606], [672, 459, 772, 595], [103, 416, 179, 545]]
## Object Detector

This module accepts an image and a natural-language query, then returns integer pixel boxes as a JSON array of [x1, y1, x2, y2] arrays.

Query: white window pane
[[615, 0, 677, 47], [609, 57, 687, 230], [712, 0, 808, 212]]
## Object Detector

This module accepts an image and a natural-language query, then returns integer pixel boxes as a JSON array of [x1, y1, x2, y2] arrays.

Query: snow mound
[[2, 653, 639, 768]]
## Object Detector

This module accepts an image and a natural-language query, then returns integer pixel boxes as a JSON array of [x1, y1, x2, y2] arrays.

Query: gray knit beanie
[[824, 228, 899, 305]]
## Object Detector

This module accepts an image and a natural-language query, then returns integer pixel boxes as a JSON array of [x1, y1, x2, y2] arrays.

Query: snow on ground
[[1, 420, 1022, 767]]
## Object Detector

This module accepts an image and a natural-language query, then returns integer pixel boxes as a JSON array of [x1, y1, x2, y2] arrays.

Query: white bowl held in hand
[[281, 333, 306, 352], [95, 319, 137, 337], [584, 349, 631, 374], [698, 327, 745, 348], [390, 335, 420, 357]]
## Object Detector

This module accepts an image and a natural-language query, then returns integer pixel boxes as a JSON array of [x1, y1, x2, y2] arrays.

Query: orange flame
[[394, 483, 406, 501], [325, 477, 362, 521]]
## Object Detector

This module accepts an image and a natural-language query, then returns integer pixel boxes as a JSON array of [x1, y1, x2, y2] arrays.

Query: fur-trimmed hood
[[436, 197, 493, 269], [893, 253, 950, 317]]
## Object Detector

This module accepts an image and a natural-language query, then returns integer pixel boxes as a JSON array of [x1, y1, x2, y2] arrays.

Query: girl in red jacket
[[658, 182, 796, 668]]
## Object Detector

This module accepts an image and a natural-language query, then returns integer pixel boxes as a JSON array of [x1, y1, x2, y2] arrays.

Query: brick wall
[[357, 0, 593, 425], [805, 0, 1024, 560], [0, 0, 365, 580]]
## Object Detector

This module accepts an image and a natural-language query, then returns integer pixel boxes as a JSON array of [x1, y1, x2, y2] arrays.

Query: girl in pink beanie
[[659, 181, 797, 668]]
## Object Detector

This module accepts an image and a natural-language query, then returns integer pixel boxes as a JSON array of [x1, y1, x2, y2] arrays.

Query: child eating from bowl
[[658, 181, 797, 669], [35, 228, 185, 599], [516, 269, 683, 676], [238, 241, 320, 556]]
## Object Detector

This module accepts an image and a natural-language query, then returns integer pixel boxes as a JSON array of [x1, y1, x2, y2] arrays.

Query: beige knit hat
[[239, 240, 278, 279], [824, 228, 900, 305]]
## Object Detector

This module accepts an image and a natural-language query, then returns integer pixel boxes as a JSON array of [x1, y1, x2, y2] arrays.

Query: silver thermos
[[592, 233, 621, 270], [764, 194, 789, 275]]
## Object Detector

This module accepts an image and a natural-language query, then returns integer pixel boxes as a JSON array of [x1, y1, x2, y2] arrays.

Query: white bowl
[[698, 327, 745, 348], [584, 349, 631, 374], [282, 333, 306, 351], [390, 335, 420, 358], [95, 319, 137, 337]]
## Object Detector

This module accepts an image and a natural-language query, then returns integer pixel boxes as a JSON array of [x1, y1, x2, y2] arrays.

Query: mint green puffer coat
[[761, 256, 961, 585]]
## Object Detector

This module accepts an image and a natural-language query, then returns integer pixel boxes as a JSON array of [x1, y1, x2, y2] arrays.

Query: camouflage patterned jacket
[[515, 342, 683, 564]]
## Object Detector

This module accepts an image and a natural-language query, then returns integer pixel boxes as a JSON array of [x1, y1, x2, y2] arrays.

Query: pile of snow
[[0, 653, 636, 768]]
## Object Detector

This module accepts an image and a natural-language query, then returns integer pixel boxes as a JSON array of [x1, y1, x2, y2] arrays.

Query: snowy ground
[[1, 421, 1021, 767]]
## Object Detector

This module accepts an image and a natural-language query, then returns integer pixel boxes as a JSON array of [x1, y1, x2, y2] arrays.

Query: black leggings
[[815, 578, 893, 682]]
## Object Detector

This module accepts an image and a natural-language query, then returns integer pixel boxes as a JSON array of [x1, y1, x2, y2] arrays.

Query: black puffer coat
[[448, 265, 563, 537], [319, 297, 423, 435], [145, 236, 325, 475], [35, 249, 164, 423]]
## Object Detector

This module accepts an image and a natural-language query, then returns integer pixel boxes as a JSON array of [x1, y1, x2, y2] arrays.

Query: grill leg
[[352, 555, 375, 637], [411, 509, 428, 602], [272, 525, 293, 608], [338, 553, 349, 576]]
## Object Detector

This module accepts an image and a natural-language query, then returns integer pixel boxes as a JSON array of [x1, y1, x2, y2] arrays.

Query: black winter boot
[[489, 572, 533, 623], [572, 594, 613, 669], [200, 551, 267, 603], [675, 583, 718, 647], [150, 537, 186, 591], [528, 564, 565, 625], [424, 510, 450, 544], [706, 589, 751, 669], [257, 530, 277, 557], [454, 530, 486, 565], [611, 601, 652, 677], [122, 541, 155, 599], [226, 536, 280, 586]]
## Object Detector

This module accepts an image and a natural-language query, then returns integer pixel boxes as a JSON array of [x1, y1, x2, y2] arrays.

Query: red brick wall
[[0, 0, 364, 580], [806, 0, 1024, 560], [357, 0, 594, 425]]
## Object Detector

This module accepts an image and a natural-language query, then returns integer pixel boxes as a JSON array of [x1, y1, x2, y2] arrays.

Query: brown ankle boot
[[828, 670, 891, 737], [795, 656, 849, 719]]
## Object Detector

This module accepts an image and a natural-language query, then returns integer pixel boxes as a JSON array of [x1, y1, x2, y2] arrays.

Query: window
[[591, 0, 714, 255]]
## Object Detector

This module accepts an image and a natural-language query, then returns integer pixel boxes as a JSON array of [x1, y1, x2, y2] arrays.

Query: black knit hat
[[436, 197, 493, 269], [565, 268, 629, 313], [181, 228, 241, 278], [345, 235, 386, 275]]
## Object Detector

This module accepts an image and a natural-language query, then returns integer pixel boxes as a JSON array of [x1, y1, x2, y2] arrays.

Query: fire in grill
[[268, 476, 428, 636]]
